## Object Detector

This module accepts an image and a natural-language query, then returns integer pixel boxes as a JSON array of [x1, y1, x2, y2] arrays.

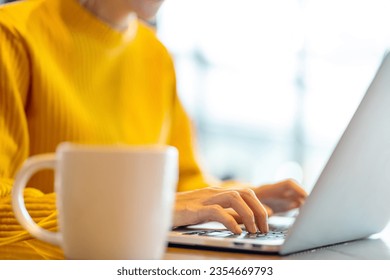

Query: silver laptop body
[[168, 52, 390, 255]]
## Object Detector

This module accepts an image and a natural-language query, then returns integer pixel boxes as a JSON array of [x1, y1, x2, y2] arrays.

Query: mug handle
[[12, 154, 62, 246]]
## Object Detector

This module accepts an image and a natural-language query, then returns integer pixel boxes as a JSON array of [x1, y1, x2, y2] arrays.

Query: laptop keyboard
[[182, 229, 288, 240]]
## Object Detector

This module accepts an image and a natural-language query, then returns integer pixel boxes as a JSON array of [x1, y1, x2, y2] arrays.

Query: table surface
[[1, 224, 389, 260]]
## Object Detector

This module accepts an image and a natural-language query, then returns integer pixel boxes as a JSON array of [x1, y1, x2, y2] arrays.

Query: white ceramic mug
[[12, 143, 178, 259]]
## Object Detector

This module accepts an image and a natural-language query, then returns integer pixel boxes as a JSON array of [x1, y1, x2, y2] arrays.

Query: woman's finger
[[235, 188, 269, 233], [225, 208, 242, 223], [198, 205, 242, 234], [204, 191, 258, 233], [277, 179, 308, 199]]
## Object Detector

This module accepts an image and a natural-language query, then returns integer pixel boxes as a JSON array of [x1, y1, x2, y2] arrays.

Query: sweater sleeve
[[0, 23, 57, 245], [166, 56, 219, 191], [168, 95, 210, 192]]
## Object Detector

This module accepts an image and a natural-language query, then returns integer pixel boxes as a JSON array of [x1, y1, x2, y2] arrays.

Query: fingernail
[[235, 225, 242, 234]]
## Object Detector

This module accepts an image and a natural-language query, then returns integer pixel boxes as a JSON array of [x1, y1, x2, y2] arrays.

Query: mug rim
[[56, 142, 177, 154]]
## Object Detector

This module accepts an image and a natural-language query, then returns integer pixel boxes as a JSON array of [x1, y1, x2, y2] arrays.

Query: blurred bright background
[[156, 0, 390, 192]]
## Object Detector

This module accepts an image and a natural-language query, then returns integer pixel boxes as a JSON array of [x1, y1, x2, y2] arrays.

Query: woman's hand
[[253, 179, 307, 214], [173, 187, 269, 234]]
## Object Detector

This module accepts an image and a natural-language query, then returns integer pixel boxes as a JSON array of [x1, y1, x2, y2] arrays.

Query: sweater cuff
[[0, 179, 57, 244]]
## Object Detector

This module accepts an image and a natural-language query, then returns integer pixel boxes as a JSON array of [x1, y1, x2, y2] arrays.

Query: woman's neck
[[79, 0, 135, 32]]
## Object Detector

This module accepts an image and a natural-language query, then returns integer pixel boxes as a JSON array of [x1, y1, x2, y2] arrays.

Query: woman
[[0, 0, 306, 251]]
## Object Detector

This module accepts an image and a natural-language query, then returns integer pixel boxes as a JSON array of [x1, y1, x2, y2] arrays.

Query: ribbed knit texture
[[0, 0, 209, 255]]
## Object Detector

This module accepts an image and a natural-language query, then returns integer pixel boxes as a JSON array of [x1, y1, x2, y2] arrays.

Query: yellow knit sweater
[[0, 0, 209, 253]]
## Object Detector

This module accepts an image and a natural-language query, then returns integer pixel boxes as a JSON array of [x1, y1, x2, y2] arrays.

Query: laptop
[[168, 52, 390, 255]]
